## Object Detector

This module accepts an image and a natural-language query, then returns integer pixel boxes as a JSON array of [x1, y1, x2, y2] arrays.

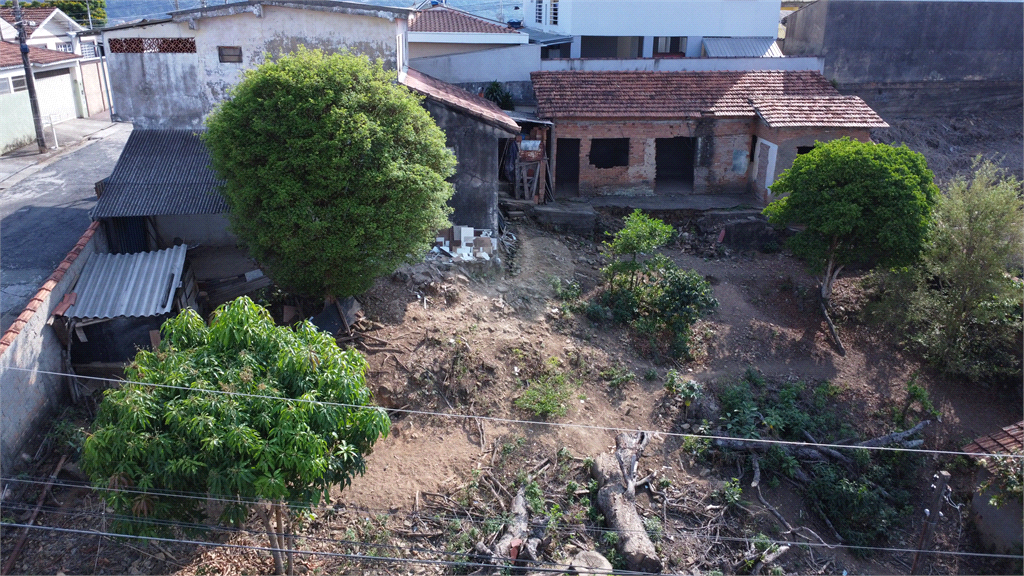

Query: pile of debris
[[429, 225, 499, 262]]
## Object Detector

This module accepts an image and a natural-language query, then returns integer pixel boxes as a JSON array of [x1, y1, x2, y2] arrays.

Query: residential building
[[0, 7, 111, 152], [522, 0, 781, 59], [101, 0, 414, 129], [531, 69, 887, 201], [0, 41, 81, 153], [408, 4, 528, 59]]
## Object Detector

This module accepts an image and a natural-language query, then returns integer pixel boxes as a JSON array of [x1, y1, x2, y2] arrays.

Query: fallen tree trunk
[[857, 420, 931, 448], [591, 433, 663, 573]]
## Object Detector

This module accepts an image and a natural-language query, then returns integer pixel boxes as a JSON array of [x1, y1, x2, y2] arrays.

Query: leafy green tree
[[603, 209, 674, 292], [763, 138, 939, 302], [204, 48, 456, 298], [4, 0, 105, 27], [81, 297, 390, 575], [868, 160, 1023, 383], [483, 81, 514, 110]]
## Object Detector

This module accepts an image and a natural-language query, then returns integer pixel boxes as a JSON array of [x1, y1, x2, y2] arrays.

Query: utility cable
[[4, 477, 1023, 561], [5, 366, 1013, 460]]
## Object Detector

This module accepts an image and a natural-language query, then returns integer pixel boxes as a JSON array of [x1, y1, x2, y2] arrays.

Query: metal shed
[[68, 244, 189, 321]]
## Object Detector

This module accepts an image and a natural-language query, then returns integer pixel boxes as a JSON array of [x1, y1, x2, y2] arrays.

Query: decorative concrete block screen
[[109, 38, 197, 54]]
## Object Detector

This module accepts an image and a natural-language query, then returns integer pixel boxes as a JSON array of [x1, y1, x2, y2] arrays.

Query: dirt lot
[[2, 109, 1021, 576]]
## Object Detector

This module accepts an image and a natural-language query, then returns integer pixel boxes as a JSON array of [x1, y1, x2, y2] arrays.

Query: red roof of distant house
[[0, 40, 80, 68], [402, 68, 519, 134], [531, 70, 887, 128], [964, 421, 1024, 472], [752, 95, 887, 128], [0, 7, 57, 36], [410, 6, 519, 34]]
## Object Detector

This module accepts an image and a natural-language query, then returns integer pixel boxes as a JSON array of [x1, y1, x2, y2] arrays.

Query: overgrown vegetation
[[514, 357, 578, 418], [482, 81, 515, 110], [865, 159, 1023, 385], [590, 210, 718, 359], [713, 370, 921, 552], [81, 297, 390, 575]]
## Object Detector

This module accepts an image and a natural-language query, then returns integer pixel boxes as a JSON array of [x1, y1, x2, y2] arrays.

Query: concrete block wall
[[554, 118, 755, 196], [0, 222, 107, 474]]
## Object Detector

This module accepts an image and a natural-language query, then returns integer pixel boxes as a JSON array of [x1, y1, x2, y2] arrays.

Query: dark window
[[11, 75, 27, 92], [796, 146, 815, 155], [535, 0, 543, 23], [550, 0, 559, 25], [218, 46, 243, 63], [654, 36, 687, 56], [590, 138, 629, 168]]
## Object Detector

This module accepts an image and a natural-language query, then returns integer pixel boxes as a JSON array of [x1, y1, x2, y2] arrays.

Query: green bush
[[594, 211, 717, 359], [515, 371, 575, 418]]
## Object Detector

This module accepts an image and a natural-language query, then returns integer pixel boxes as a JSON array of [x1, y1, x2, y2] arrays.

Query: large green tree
[[82, 297, 390, 575], [204, 48, 456, 298], [763, 137, 939, 302]]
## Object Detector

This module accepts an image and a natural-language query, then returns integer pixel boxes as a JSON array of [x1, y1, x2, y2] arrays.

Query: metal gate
[[34, 69, 78, 124]]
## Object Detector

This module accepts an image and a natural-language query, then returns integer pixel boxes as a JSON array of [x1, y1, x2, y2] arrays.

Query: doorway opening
[[555, 138, 580, 197], [655, 137, 695, 193]]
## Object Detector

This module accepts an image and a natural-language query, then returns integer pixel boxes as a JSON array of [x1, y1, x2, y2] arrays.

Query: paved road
[[0, 122, 133, 332]]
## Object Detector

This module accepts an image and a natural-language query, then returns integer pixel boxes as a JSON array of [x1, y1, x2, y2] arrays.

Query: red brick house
[[531, 70, 887, 203]]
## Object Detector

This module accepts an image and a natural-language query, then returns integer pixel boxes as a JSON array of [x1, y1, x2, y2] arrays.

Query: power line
[[0, 522, 665, 575], [6, 365, 1016, 460], [5, 475, 1022, 561]]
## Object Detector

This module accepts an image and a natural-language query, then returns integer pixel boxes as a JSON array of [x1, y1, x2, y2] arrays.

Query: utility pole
[[910, 470, 950, 575], [13, 0, 48, 154]]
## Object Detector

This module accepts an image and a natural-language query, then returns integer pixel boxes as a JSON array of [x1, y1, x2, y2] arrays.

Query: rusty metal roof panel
[[92, 129, 227, 218], [68, 244, 188, 320]]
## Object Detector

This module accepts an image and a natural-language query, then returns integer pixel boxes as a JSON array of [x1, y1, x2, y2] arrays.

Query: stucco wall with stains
[[104, 4, 407, 129]]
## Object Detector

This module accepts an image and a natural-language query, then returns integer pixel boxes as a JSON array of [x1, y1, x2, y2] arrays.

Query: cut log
[[591, 433, 663, 573], [858, 420, 931, 448]]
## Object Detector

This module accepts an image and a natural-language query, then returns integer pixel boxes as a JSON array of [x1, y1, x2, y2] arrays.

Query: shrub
[[515, 371, 574, 418]]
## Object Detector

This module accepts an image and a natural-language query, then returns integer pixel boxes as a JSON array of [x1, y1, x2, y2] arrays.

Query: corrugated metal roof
[[68, 244, 188, 320], [92, 129, 228, 218], [521, 27, 573, 46], [701, 37, 782, 58]]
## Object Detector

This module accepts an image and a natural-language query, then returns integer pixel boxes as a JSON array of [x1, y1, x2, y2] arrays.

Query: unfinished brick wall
[[750, 124, 873, 202], [552, 118, 756, 196]]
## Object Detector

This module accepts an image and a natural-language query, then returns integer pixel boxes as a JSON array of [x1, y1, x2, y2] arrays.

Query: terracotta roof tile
[[402, 68, 519, 134], [410, 6, 518, 34], [531, 70, 878, 125], [0, 40, 80, 68], [752, 95, 888, 128], [964, 421, 1024, 472], [0, 7, 57, 36]]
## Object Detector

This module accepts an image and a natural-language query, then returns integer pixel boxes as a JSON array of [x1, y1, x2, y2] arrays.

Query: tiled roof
[[93, 129, 228, 219], [964, 421, 1024, 472], [0, 7, 56, 36], [402, 68, 519, 134], [0, 40, 80, 68], [531, 70, 879, 125], [753, 96, 888, 128], [410, 6, 518, 34]]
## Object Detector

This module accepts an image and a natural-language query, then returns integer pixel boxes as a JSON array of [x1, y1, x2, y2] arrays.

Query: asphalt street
[[0, 122, 133, 332]]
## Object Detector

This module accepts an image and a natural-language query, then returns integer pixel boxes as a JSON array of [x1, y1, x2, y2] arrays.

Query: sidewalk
[[0, 111, 129, 190]]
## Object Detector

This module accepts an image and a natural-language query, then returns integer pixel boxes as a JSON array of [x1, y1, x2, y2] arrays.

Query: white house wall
[[410, 43, 541, 83], [104, 6, 406, 129], [526, 0, 781, 38]]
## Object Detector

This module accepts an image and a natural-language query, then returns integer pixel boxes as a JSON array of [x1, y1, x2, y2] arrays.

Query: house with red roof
[[0, 41, 82, 153], [530, 69, 887, 202], [408, 4, 528, 59]]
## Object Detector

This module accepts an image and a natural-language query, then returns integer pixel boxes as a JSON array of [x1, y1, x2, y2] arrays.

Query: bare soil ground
[[2, 109, 1021, 576]]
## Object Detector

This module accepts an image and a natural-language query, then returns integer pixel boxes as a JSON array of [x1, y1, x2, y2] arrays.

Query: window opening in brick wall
[[550, 0, 559, 25], [535, 0, 543, 24], [11, 75, 27, 92], [796, 145, 815, 155], [218, 46, 243, 63], [589, 138, 629, 169]]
